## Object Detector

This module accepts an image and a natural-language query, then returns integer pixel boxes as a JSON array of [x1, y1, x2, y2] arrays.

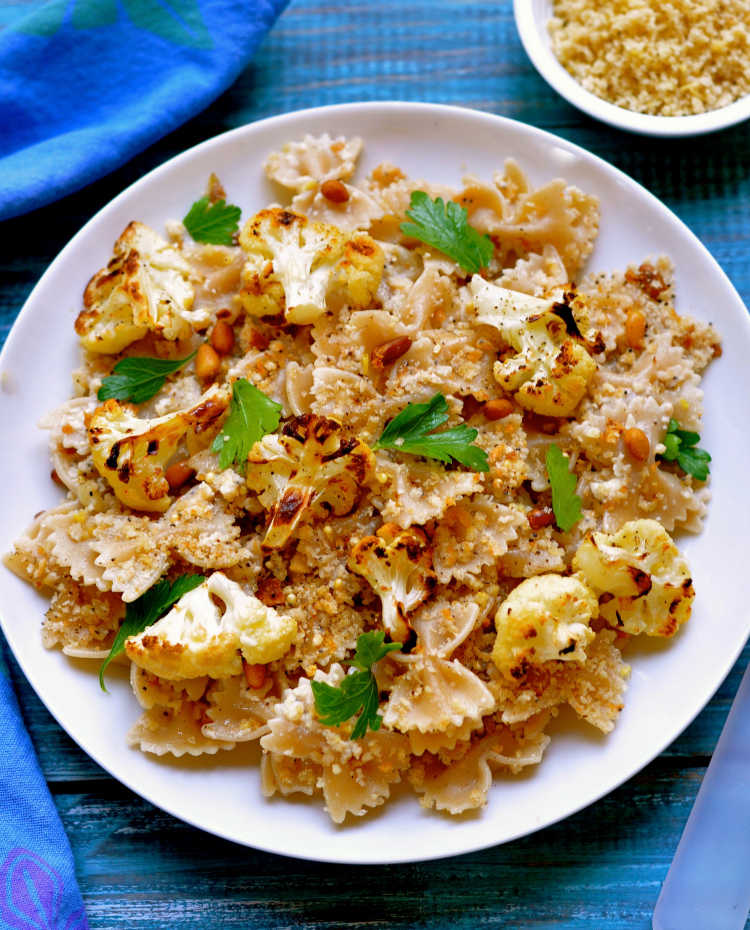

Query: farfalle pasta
[[3, 133, 721, 823]]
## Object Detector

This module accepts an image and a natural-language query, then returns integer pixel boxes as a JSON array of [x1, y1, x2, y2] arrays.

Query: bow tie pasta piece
[[492, 574, 599, 681], [88, 386, 229, 513], [125, 572, 297, 680], [471, 278, 602, 417], [238, 208, 384, 325], [247, 414, 376, 550], [347, 523, 436, 644], [572, 519, 694, 637], [262, 133, 364, 191], [75, 221, 209, 354]]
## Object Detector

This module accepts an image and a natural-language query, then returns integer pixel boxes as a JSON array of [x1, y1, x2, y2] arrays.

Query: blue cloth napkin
[[0, 0, 290, 221], [0, 639, 88, 929]]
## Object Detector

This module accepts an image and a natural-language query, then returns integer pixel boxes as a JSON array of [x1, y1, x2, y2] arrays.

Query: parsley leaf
[[97, 352, 197, 405], [311, 631, 402, 740], [211, 378, 282, 473], [373, 393, 489, 472], [99, 574, 205, 692], [658, 418, 711, 481], [183, 196, 241, 246], [546, 443, 582, 533], [399, 191, 494, 275]]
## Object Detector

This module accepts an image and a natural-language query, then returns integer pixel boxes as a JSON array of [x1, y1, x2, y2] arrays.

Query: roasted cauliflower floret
[[471, 278, 601, 417], [492, 574, 598, 680], [247, 414, 376, 550], [238, 208, 384, 324], [75, 222, 209, 354], [347, 523, 436, 643], [572, 519, 694, 637], [88, 387, 229, 513], [125, 572, 297, 679]]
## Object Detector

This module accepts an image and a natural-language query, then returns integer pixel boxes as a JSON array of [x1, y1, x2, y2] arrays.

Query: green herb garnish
[[183, 196, 241, 246], [399, 191, 493, 275], [211, 378, 282, 473], [99, 574, 205, 692], [659, 418, 711, 481], [311, 631, 402, 740], [546, 443, 582, 533], [97, 352, 197, 404], [373, 393, 489, 472]]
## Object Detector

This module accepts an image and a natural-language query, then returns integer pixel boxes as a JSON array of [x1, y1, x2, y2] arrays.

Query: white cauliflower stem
[[347, 523, 436, 643], [492, 574, 598, 680], [88, 386, 229, 513], [239, 208, 384, 324], [125, 571, 297, 679], [75, 222, 209, 354], [572, 519, 694, 637], [471, 278, 601, 417], [247, 414, 376, 549]]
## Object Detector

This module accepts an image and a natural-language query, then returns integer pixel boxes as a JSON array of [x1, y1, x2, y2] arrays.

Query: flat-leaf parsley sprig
[[312, 631, 402, 741], [546, 443, 582, 533], [97, 352, 197, 404], [373, 393, 489, 472], [99, 574, 205, 692], [400, 191, 494, 275], [658, 418, 711, 481], [183, 196, 241, 246], [211, 378, 283, 473]]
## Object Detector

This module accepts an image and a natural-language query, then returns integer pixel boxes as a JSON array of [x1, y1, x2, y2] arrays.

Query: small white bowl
[[514, 0, 750, 137]]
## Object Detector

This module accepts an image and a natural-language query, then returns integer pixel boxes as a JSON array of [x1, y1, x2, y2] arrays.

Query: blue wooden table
[[2, 1, 750, 926]]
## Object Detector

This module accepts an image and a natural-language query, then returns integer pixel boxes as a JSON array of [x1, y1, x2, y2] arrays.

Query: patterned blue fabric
[[0, 642, 88, 929], [0, 0, 290, 221]]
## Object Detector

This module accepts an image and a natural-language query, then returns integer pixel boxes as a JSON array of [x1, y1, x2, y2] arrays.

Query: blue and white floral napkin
[[0, 0, 290, 221], [0, 639, 88, 929]]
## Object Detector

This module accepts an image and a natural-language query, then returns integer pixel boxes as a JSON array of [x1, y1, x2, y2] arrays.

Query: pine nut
[[528, 508, 555, 530], [244, 662, 267, 689], [483, 398, 514, 421], [195, 343, 220, 381], [625, 309, 646, 350], [210, 320, 235, 354], [371, 335, 413, 368], [165, 460, 195, 490], [320, 179, 350, 203], [623, 427, 650, 461]]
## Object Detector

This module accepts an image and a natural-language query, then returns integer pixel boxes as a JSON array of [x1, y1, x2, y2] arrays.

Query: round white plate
[[1, 102, 749, 864], [514, 0, 750, 137]]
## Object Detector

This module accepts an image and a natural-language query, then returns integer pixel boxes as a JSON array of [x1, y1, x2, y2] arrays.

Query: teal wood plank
[[54, 765, 747, 929]]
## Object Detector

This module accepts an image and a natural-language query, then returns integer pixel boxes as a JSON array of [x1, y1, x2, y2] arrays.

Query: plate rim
[[2, 100, 749, 864]]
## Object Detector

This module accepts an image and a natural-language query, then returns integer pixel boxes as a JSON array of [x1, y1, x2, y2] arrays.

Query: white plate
[[514, 0, 750, 137], [1, 102, 749, 864]]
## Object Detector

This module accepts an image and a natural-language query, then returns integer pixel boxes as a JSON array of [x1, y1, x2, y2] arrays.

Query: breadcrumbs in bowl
[[514, 0, 750, 136], [549, 0, 750, 118]]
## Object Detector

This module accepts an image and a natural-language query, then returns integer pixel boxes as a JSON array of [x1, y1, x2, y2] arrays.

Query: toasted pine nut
[[244, 662, 267, 689], [320, 179, 350, 203], [210, 320, 235, 354], [483, 398, 514, 421], [528, 508, 555, 530], [625, 309, 646, 350], [165, 460, 195, 490], [195, 343, 220, 381], [371, 335, 413, 368], [623, 427, 650, 462]]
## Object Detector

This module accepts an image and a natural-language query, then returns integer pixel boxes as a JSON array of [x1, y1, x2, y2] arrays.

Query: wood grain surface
[[2, 0, 750, 926]]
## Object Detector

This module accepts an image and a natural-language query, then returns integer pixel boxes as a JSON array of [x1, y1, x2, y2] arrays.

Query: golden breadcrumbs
[[549, 0, 750, 116]]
